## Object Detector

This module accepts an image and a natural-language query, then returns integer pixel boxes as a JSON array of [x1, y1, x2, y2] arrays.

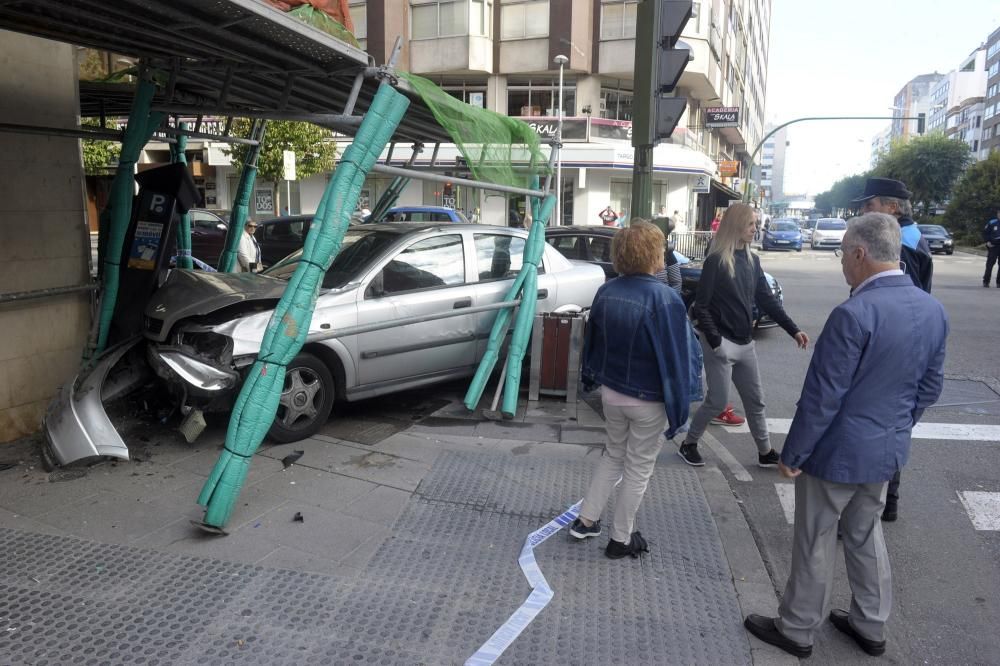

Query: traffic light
[[917, 112, 926, 134], [632, 0, 693, 147]]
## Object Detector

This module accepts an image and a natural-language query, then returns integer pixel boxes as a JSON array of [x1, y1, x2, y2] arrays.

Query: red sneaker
[[711, 406, 746, 426]]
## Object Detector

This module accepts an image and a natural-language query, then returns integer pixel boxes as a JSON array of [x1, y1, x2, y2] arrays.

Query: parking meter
[[110, 162, 199, 345]]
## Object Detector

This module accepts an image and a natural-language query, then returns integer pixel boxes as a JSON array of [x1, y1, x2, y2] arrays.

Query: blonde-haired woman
[[679, 204, 809, 467]]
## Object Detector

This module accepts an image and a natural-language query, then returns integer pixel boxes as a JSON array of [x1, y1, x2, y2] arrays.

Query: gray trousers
[[685, 334, 771, 454], [776, 473, 892, 646], [579, 399, 667, 543]]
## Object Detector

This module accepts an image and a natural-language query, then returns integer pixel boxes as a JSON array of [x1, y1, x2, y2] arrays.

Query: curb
[[699, 465, 799, 666]]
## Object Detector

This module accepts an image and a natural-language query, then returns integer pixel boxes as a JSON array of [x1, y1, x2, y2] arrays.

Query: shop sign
[[705, 106, 739, 128], [515, 117, 588, 142], [718, 160, 740, 176], [254, 189, 274, 214], [691, 174, 710, 194]]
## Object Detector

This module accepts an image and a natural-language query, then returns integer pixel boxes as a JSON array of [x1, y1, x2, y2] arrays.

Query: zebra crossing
[[772, 482, 1000, 531]]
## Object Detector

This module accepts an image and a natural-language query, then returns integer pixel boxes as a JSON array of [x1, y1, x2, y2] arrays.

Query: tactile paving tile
[[0, 448, 751, 664]]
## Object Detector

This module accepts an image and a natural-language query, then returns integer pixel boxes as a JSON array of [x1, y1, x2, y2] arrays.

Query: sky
[[766, 0, 1000, 198]]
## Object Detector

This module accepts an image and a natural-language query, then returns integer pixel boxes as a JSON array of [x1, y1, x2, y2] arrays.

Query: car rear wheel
[[268, 352, 335, 443]]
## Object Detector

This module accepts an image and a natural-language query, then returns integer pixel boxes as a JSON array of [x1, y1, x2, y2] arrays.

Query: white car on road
[[811, 218, 847, 250]]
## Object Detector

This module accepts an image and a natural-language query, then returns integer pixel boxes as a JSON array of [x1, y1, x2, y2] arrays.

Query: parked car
[[917, 224, 954, 255], [377, 206, 470, 224], [190, 214, 313, 269], [144, 224, 604, 442], [544, 226, 782, 329], [811, 218, 847, 250], [799, 218, 817, 243], [761, 219, 803, 251]]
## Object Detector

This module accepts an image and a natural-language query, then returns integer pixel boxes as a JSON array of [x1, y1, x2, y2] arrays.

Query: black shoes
[[569, 518, 601, 540], [605, 531, 649, 559], [678, 443, 705, 466], [829, 609, 887, 656], [881, 500, 898, 522], [743, 614, 812, 658], [758, 449, 780, 467]]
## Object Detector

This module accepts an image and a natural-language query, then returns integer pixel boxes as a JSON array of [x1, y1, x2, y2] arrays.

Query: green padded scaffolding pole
[[218, 119, 266, 272], [93, 78, 165, 356], [462, 193, 554, 414], [170, 122, 193, 269], [196, 85, 410, 529]]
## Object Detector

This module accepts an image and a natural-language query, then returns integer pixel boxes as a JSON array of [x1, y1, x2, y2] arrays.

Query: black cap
[[851, 177, 912, 204]]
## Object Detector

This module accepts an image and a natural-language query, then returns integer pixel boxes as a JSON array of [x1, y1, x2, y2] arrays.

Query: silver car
[[143, 224, 604, 442], [810, 218, 848, 250]]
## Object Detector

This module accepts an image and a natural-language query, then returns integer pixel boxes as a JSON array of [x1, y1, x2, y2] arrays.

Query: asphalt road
[[708, 247, 1000, 665]]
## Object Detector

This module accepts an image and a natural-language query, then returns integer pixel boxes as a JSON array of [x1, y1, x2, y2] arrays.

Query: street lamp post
[[553, 54, 569, 226]]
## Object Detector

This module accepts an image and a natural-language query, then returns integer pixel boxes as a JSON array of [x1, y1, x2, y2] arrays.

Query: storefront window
[[509, 80, 575, 117], [600, 86, 633, 121]]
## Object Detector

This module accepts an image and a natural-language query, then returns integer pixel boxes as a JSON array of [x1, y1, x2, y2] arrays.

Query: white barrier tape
[[465, 499, 582, 666]]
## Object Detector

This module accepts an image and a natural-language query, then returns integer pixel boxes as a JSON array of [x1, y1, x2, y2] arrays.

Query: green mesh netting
[[397, 72, 550, 189], [288, 5, 360, 48]]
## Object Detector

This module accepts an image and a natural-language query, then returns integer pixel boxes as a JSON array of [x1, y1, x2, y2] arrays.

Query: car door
[[260, 218, 310, 266], [471, 231, 554, 359], [189, 210, 228, 266], [354, 232, 478, 386]]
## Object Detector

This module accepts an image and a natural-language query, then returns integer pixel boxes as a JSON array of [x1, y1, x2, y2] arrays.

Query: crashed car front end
[[146, 323, 245, 410]]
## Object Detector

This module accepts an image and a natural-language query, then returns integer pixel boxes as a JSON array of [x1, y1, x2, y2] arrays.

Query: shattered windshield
[[263, 229, 400, 288]]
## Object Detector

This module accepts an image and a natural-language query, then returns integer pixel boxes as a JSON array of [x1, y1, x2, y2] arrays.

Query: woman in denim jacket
[[569, 221, 693, 559]]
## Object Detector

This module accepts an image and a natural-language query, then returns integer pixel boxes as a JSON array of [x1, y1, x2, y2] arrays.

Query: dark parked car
[[190, 214, 313, 269], [917, 224, 954, 255], [544, 226, 782, 329], [761, 219, 803, 251]]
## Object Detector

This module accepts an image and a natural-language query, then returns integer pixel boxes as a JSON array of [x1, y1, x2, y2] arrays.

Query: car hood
[[144, 269, 288, 342]]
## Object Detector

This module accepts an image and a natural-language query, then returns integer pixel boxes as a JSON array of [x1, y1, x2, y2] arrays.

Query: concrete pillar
[[0, 31, 90, 442]]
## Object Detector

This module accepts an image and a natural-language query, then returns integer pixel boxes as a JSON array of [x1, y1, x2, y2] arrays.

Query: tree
[[226, 120, 338, 215], [873, 133, 972, 216], [814, 172, 869, 217], [944, 151, 1000, 242], [80, 118, 121, 176]]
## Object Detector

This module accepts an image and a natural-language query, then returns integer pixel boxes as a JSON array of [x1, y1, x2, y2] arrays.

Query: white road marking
[[701, 431, 753, 481], [957, 491, 1000, 530], [775, 483, 795, 525], [725, 419, 1000, 442]]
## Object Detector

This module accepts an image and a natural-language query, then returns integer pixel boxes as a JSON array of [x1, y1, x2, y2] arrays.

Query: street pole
[[742, 115, 924, 202], [553, 54, 568, 226]]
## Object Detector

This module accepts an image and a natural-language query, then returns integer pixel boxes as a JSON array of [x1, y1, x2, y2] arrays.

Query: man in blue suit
[[743, 213, 948, 659]]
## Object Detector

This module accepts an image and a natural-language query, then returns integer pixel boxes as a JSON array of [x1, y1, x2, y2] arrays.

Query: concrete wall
[[0, 31, 90, 443]]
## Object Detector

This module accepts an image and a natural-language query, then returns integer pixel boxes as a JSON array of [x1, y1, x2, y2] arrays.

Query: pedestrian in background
[[236, 219, 261, 273], [678, 203, 809, 467], [599, 205, 619, 227], [851, 177, 932, 521], [673, 209, 689, 234], [653, 216, 682, 293], [570, 221, 692, 560], [982, 207, 1000, 287], [744, 213, 947, 659]]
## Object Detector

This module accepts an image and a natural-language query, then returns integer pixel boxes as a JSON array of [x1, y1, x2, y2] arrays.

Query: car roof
[[544, 226, 616, 237], [387, 205, 456, 213]]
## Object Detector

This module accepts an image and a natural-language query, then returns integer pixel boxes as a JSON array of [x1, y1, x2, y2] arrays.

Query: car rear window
[[816, 219, 846, 230], [771, 221, 799, 231]]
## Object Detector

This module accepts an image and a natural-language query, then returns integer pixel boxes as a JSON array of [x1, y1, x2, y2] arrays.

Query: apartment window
[[600, 0, 638, 40], [988, 41, 1000, 59], [470, 0, 493, 36], [349, 1, 367, 48], [509, 79, 575, 116], [600, 86, 633, 121], [989, 61, 999, 78], [988, 83, 999, 99], [500, 0, 549, 40], [987, 104, 997, 121], [411, 0, 468, 39]]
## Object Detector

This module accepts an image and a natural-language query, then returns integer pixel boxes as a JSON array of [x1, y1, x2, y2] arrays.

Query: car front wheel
[[268, 352, 335, 443]]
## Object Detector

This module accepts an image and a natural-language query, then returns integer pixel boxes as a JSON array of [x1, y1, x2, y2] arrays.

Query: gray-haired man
[[743, 213, 947, 659]]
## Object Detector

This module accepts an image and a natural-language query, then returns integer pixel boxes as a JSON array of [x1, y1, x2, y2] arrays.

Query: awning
[[710, 179, 741, 202], [0, 0, 452, 144]]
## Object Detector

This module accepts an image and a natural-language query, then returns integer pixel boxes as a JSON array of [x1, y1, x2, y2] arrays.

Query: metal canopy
[[0, 0, 452, 143]]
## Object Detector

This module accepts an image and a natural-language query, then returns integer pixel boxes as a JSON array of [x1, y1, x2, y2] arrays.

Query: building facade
[[927, 47, 987, 158], [891, 73, 943, 141], [983, 26, 1000, 156], [758, 123, 786, 209], [145, 0, 775, 230], [870, 125, 891, 167]]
